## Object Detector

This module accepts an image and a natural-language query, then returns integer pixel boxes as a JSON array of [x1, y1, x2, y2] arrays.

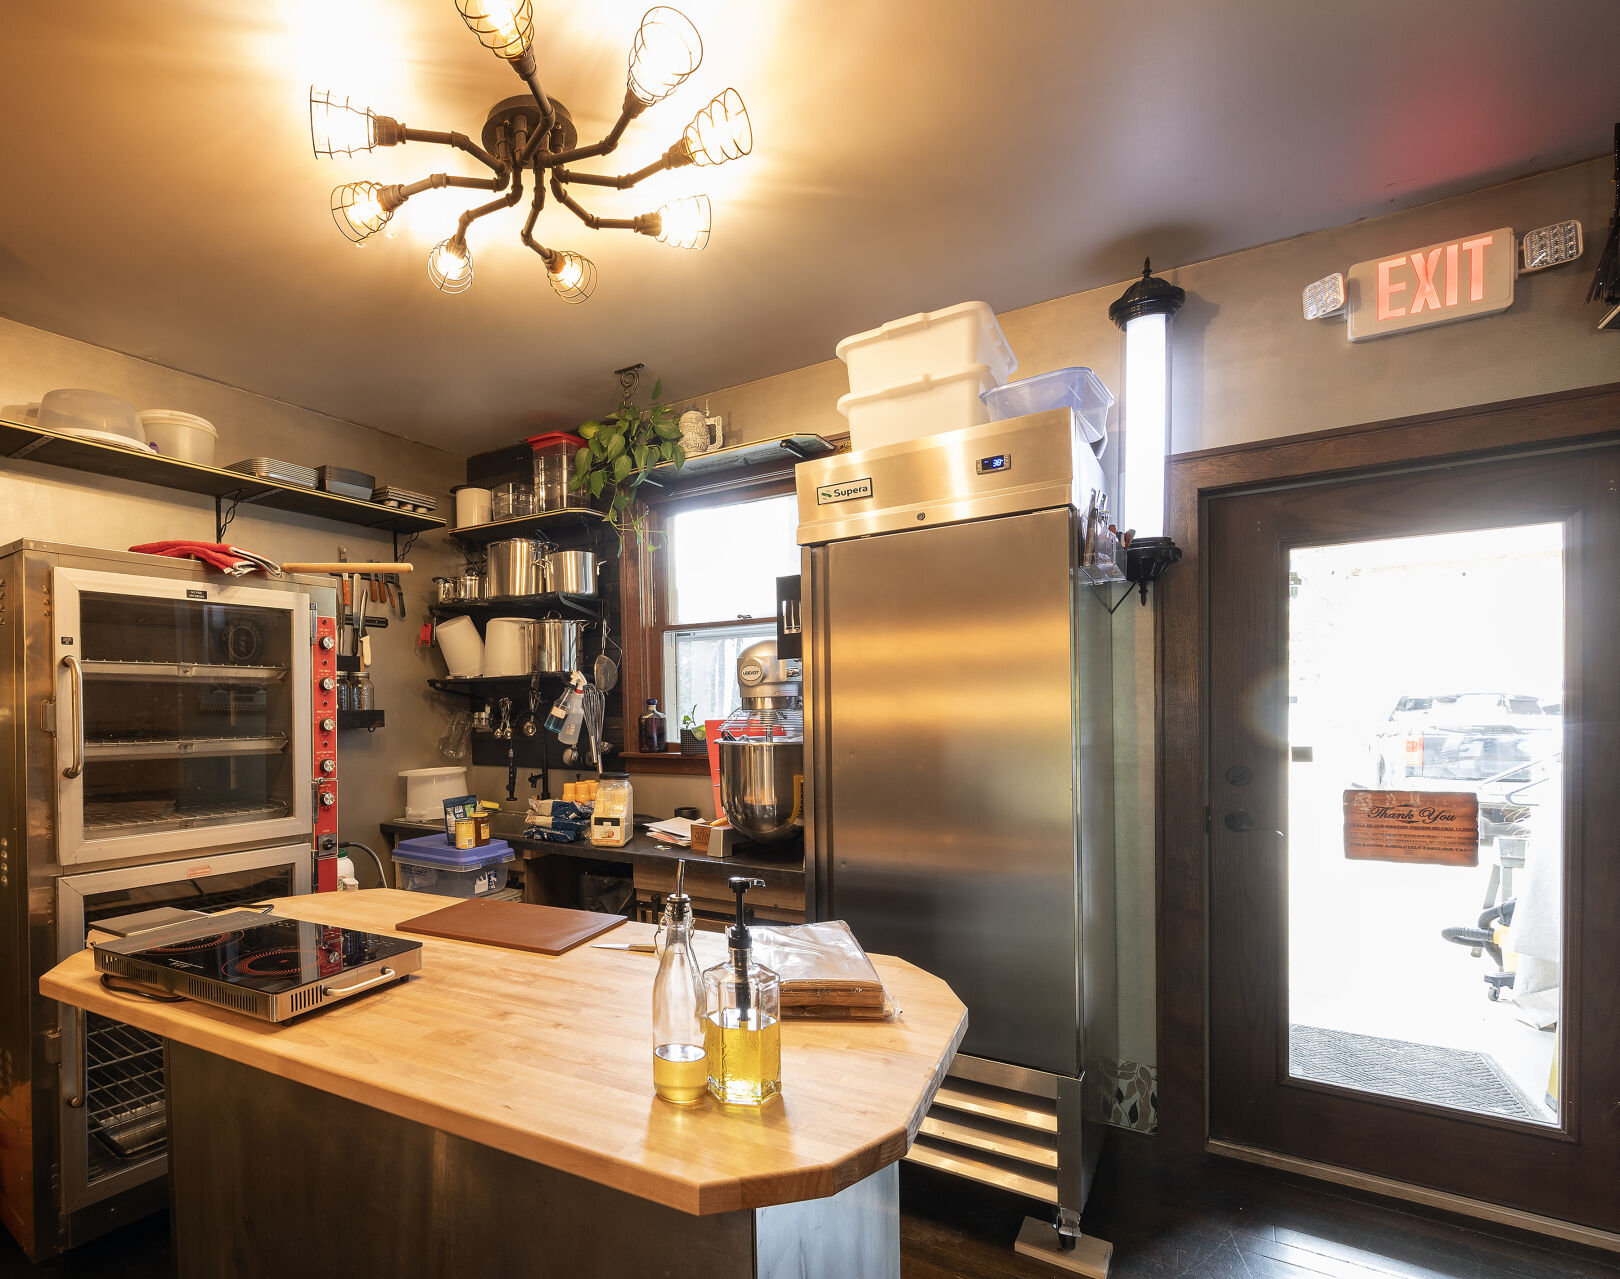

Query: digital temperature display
[[976, 454, 1010, 474]]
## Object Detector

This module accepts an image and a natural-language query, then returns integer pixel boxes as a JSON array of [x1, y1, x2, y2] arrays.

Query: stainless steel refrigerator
[[795, 408, 1116, 1236]]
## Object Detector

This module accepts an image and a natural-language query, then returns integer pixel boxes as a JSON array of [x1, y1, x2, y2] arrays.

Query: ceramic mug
[[678, 409, 723, 456]]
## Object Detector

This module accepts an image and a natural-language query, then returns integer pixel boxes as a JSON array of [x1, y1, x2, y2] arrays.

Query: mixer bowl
[[718, 740, 803, 843]]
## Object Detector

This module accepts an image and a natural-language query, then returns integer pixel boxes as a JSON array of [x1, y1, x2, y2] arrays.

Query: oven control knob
[[320, 717, 336, 732], [319, 791, 336, 808], [320, 758, 336, 775], [320, 676, 336, 691], [319, 635, 336, 651]]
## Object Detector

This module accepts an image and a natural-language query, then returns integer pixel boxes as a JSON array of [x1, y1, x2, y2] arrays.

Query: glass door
[[53, 568, 312, 866]]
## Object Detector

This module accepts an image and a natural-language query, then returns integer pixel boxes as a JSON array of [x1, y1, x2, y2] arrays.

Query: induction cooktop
[[93, 910, 423, 1022]]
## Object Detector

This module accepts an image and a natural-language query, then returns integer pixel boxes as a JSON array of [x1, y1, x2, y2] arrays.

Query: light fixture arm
[[526, 90, 644, 168], [550, 146, 685, 190], [459, 164, 525, 238], [549, 173, 655, 234], [392, 124, 506, 173]]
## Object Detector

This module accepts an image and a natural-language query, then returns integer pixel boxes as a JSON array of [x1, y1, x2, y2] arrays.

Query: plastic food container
[[527, 432, 585, 512], [837, 364, 997, 453], [434, 615, 484, 678], [491, 481, 535, 521], [39, 389, 148, 451], [399, 766, 469, 821], [980, 367, 1115, 445], [835, 302, 1016, 398], [452, 484, 492, 528], [391, 835, 514, 897], [137, 410, 218, 464]]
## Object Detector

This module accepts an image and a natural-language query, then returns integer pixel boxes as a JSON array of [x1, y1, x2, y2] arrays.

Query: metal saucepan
[[433, 576, 457, 604], [543, 549, 597, 597], [455, 571, 487, 602], [486, 538, 547, 599]]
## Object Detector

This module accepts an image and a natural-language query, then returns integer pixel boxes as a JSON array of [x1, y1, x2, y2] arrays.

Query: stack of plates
[[226, 458, 319, 488], [371, 485, 438, 512]]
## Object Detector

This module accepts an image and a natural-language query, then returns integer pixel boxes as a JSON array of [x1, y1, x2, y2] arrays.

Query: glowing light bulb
[[309, 88, 377, 158], [331, 182, 393, 243], [548, 251, 597, 304], [455, 0, 534, 61], [655, 195, 711, 251], [428, 239, 475, 293], [682, 88, 751, 166], [627, 7, 702, 106]]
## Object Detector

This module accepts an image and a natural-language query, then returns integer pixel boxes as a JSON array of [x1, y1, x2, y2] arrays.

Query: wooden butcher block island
[[42, 888, 967, 1279]]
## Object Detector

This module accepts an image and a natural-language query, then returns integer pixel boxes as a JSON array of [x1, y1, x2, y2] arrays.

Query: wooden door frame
[[1155, 379, 1620, 1156]]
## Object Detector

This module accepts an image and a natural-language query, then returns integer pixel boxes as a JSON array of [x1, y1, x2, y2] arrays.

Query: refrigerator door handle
[[63, 1007, 85, 1108], [60, 653, 85, 780]]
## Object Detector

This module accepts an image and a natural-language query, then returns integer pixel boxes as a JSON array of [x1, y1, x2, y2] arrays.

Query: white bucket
[[453, 485, 492, 528], [483, 617, 536, 677], [435, 614, 484, 678], [399, 766, 468, 822]]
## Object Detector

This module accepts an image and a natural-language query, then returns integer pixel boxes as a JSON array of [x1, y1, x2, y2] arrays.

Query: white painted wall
[[662, 157, 1618, 1078], [0, 318, 463, 881]]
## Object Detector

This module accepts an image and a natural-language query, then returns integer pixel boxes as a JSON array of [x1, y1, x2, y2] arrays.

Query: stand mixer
[[717, 640, 803, 844]]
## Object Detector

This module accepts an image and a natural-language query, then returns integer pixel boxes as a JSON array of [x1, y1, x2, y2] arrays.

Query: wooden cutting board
[[395, 897, 626, 956]]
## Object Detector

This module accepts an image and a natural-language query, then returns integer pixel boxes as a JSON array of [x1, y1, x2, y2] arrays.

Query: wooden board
[[396, 896, 626, 955], [40, 888, 966, 1218], [1342, 789, 1480, 865]]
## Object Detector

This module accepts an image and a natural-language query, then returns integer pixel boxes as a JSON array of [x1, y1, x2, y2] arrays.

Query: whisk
[[580, 682, 606, 773]]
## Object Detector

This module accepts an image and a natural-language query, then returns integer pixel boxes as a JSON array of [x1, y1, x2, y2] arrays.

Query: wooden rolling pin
[[281, 562, 415, 574]]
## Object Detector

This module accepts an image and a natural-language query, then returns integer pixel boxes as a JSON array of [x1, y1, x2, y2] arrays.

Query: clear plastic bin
[[392, 835, 514, 898], [980, 367, 1114, 444], [527, 432, 585, 512], [836, 302, 1016, 397]]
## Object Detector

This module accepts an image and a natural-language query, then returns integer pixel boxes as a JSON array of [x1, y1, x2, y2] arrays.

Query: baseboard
[[1206, 1139, 1620, 1255]]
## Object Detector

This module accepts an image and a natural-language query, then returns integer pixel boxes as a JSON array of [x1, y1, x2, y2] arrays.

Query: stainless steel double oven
[[0, 542, 333, 1259]]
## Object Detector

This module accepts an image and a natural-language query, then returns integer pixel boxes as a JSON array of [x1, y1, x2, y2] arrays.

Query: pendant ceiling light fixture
[[308, 4, 753, 302]]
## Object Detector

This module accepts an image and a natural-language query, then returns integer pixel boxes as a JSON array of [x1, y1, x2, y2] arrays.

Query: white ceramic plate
[[59, 427, 157, 452]]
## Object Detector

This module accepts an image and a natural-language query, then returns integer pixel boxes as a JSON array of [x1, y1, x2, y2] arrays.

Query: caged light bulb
[[331, 182, 393, 243], [548, 251, 597, 304], [627, 7, 703, 106], [455, 0, 534, 61], [428, 238, 475, 293], [655, 195, 711, 251], [309, 88, 377, 158], [682, 88, 752, 166]]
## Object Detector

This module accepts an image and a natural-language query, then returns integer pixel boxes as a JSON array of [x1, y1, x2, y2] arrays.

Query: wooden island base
[[167, 1041, 900, 1279]]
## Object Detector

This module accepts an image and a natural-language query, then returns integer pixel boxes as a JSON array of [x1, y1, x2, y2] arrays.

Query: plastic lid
[[392, 834, 514, 868], [526, 432, 585, 450]]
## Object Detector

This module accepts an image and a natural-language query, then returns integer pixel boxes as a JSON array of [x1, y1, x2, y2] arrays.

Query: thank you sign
[[1343, 789, 1480, 865], [1346, 227, 1514, 341]]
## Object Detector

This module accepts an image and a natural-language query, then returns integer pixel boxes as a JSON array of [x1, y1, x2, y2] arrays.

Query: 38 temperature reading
[[975, 454, 1011, 474]]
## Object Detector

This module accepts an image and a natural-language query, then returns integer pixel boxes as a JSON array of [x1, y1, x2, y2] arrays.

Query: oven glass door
[[52, 568, 312, 866], [55, 846, 312, 1212]]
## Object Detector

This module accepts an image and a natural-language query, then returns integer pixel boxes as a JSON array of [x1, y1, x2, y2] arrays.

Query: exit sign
[[1346, 227, 1514, 341]]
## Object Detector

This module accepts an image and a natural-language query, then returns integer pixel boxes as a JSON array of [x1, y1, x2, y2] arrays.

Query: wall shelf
[[429, 595, 600, 621], [448, 509, 608, 546], [429, 674, 566, 697], [642, 433, 838, 492], [0, 417, 446, 553], [336, 709, 385, 732]]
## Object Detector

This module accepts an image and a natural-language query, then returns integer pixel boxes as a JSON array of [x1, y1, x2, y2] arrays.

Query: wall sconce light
[[1302, 272, 1347, 321]]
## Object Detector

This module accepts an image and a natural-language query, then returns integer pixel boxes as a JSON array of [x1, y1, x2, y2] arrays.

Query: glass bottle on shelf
[[702, 877, 782, 1106], [639, 698, 668, 752], [652, 862, 707, 1105]]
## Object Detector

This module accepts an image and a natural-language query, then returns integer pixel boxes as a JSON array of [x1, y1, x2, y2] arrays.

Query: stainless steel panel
[[818, 508, 1085, 1076], [796, 409, 1102, 545]]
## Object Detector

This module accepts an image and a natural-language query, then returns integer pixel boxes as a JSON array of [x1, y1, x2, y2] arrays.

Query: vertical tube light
[[1108, 259, 1185, 541]]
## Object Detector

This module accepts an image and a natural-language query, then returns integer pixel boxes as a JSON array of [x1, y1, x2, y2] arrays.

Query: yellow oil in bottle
[[704, 1008, 781, 1105], [653, 1043, 708, 1105]]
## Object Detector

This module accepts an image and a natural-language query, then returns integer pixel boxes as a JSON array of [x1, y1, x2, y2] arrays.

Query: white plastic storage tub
[[837, 364, 997, 453], [835, 302, 1016, 398], [138, 410, 219, 464], [392, 835, 513, 897], [980, 367, 1114, 445], [399, 766, 468, 822]]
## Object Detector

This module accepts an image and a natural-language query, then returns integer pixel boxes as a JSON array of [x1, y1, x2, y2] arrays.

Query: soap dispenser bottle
[[702, 877, 782, 1105], [651, 862, 707, 1105]]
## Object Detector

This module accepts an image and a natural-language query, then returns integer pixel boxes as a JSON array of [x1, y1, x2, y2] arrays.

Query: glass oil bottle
[[702, 877, 782, 1106], [651, 862, 707, 1105]]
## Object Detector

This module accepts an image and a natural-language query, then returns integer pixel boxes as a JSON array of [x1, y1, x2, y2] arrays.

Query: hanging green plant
[[569, 378, 686, 539]]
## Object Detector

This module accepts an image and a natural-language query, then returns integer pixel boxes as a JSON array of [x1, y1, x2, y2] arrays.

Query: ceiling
[[2, 1, 1616, 452]]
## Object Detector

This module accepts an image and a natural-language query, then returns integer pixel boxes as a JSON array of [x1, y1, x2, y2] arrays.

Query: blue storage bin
[[391, 835, 514, 898], [980, 366, 1114, 444]]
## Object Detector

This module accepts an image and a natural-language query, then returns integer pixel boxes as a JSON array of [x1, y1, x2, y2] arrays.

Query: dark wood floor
[[5, 1134, 1617, 1277]]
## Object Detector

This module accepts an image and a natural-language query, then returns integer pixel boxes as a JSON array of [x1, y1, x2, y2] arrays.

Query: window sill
[[621, 750, 711, 776]]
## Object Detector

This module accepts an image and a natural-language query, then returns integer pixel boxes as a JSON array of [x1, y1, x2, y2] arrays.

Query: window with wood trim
[[618, 472, 801, 774]]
